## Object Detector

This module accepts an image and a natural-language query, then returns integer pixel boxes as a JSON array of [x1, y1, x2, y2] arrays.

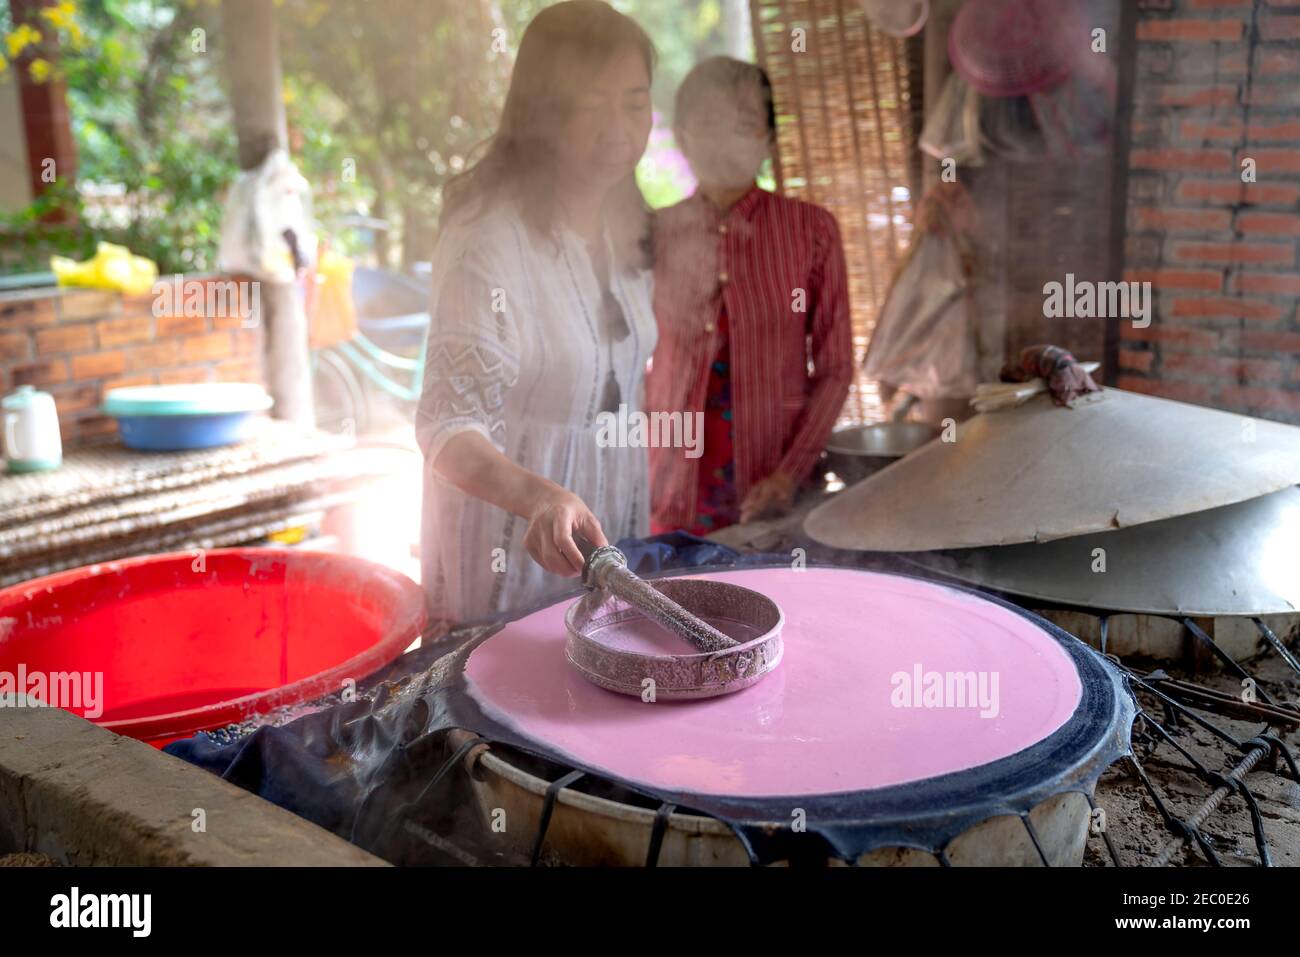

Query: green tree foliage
[[1, 0, 746, 276], [1, 0, 240, 274], [276, 0, 548, 268]]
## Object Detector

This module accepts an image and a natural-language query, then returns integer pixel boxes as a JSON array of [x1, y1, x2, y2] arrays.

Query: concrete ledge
[[0, 699, 386, 866]]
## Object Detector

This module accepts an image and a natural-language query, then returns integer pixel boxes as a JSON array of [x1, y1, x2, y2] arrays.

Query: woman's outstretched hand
[[524, 485, 608, 577], [433, 432, 609, 578]]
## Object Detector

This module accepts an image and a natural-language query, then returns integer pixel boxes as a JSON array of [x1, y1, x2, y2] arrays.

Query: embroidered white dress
[[417, 203, 657, 626]]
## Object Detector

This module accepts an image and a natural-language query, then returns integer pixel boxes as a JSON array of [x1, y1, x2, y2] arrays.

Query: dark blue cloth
[[612, 530, 749, 575]]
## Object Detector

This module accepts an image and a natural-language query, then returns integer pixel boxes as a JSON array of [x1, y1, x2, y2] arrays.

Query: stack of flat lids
[[804, 388, 1300, 616]]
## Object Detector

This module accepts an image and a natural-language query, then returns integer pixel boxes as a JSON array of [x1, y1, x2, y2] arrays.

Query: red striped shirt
[[646, 185, 854, 530]]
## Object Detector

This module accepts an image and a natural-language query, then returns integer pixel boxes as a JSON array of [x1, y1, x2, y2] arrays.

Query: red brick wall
[[0, 279, 264, 447], [1121, 0, 1300, 422]]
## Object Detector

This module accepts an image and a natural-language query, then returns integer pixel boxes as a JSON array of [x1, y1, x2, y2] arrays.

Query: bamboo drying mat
[[0, 419, 351, 529], [0, 496, 348, 588], [0, 421, 413, 587]]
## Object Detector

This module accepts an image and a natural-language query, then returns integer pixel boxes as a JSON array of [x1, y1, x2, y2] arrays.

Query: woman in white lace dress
[[417, 2, 658, 627]]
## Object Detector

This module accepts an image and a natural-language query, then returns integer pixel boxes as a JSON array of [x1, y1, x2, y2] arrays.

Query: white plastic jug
[[2, 385, 62, 473]]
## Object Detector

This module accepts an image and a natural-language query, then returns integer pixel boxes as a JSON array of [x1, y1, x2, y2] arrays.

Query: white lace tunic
[[417, 203, 657, 626]]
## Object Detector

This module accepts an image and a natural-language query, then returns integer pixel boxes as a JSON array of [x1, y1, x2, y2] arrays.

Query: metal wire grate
[[1087, 614, 1299, 867]]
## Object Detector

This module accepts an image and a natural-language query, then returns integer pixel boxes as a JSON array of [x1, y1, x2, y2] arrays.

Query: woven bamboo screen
[[749, 0, 918, 423]]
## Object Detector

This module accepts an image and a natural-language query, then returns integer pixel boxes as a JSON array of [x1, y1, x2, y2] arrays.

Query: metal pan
[[823, 421, 939, 485]]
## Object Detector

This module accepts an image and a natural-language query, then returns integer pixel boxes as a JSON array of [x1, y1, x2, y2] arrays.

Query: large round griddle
[[803, 388, 1300, 553], [454, 565, 1133, 862], [466, 566, 1107, 797], [908, 485, 1300, 617]]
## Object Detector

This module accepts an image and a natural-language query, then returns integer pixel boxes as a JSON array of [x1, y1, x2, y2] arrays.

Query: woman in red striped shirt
[[647, 57, 854, 535]]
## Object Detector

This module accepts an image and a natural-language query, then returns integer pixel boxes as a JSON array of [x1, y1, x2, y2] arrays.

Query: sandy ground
[[1086, 650, 1300, 867], [0, 852, 59, 866]]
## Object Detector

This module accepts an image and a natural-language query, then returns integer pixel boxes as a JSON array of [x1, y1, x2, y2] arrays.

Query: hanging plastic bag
[[978, 94, 1046, 162], [218, 148, 317, 283], [1029, 53, 1117, 159], [305, 248, 358, 350], [919, 73, 984, 167], [863, 185, 981, 400]]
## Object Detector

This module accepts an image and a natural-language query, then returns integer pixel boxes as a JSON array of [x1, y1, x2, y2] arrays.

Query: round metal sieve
[[564, 577, 784, 700]]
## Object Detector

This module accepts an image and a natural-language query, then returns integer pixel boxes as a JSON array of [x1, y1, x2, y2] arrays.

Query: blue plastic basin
[[103, 383, 273, 451], [114, 411, 256, 451]]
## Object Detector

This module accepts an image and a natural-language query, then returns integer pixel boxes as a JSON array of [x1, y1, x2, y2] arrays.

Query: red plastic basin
[[0, 549, 426, 746]]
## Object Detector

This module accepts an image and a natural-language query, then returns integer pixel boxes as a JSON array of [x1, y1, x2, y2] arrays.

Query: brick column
[[10, 0, 77, 211], [1120, 0, 1300, 423]]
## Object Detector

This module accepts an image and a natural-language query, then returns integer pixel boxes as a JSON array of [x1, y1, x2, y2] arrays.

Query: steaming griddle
[[463, 566, 1129, 801]]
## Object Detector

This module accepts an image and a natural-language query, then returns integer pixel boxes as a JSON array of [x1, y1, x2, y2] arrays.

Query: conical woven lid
[[804, 388, 1300, 552]]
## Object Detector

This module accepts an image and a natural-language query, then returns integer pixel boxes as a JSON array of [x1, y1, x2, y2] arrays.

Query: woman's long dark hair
[[441, 1, 656, 272]]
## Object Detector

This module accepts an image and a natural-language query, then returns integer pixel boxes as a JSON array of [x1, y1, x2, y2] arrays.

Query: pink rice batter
[[464, 567, 1082, 797]]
